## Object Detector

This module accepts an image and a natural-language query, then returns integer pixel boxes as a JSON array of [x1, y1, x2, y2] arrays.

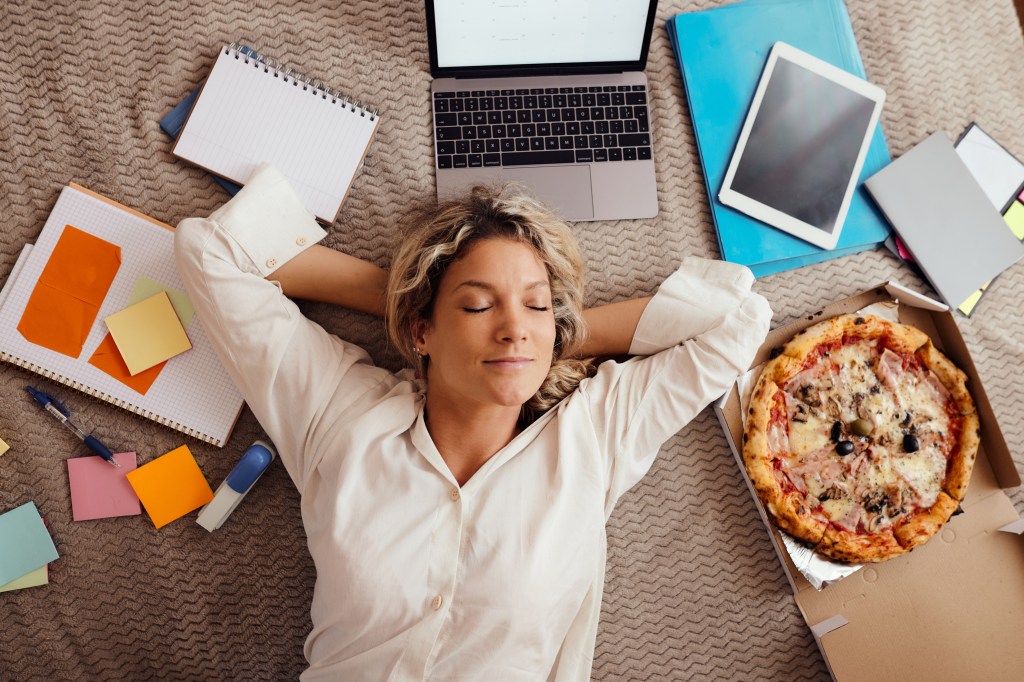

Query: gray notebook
[[865, 131, 1024, 308]]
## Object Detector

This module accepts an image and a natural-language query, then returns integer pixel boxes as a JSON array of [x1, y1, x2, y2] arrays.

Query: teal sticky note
[[0, 502, 60, 585]]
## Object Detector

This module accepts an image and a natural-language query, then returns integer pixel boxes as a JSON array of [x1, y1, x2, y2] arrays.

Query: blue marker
[[26, 386, 119, 468], [196, 441, 277, 531]]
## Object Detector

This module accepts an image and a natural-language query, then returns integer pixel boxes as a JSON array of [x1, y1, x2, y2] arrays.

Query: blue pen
[[26, 386, 119, 468]]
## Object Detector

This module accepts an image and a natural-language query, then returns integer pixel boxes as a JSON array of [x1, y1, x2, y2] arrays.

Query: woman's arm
[[579, 297, 652, 357], [269, 244, 388, 317]]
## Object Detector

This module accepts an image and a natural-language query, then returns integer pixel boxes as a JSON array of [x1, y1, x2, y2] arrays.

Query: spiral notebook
[[0, 184, 245, 447], [173, 43, 381, 224]]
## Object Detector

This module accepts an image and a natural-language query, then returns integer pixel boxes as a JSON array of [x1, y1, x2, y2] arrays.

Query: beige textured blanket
[[2, 1, 1023, 678]]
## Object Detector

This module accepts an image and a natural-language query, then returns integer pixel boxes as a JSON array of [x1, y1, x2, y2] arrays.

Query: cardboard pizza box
[[714, 282, 1024, 682]]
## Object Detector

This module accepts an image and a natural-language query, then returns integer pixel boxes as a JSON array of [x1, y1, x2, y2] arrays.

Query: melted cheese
[[781, 335, 956, 532]]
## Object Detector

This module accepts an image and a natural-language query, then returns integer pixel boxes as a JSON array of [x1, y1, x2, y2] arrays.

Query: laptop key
[[559, 136, 573, 149], [594, 148, 608, 162], [589, 135, 602, 148], [484, 153, 501, 167], [567, 122, 580, 135], [638, 119, 649, 133], [450, 99, 464, 111], [478, 126, 492, 138], [457, 91, 471, 97], [539, 95, 552, 108], [611, 93, 625, 106], [626, 92, 647, 105], [437, 141, 455, 155], [456, 140, 470, 154], [436, 126, 460, 141], [488, 111, 502, 124], [530, 88, 543, 94], [637, 147, 652, 160], [554, 95, 566, 108], [544, 87, 558, 94], [458, 112, 473, 126], [473, 112, 487, 125], [471, 90, 484, 97], [480, 97, 493, 110], [453, 154, 468, 168], [468, 154, 482, 167], [597, 94, 610, 106], [508, 124, 521, 136], [462, 126, 476, 139], [495, 97, 508, 109], [561, 108, 576, 121], [510, 96, 523, 109], [552, 122, 566, 135], [517, 110, 531, 123], [590, 107, 604, 120], [624, 119, 639, 133], [501, 150, 575, 166], [437, 155, 453, 168], [582, 94, 595, 107], [545, 137, 559, 150], [435, 113, 457, 127], [524, 96, 538, 108], [501, 139, 515, 152], [575, 149, 593, 163], [575, 108, 590, 121], [515, 138, 530, 151], [618, 133, 650, 147], [434, 99, 449, 112], [531, 110, 546, 123], [435, 92, 455, 98], [610, 120, 623, 134], [493, 125, 506, 137], [503, 111, 516, 123], [537, 123, 551, 136], [523, 124, 536, 137], [581, 121, 594, 135], [465, 99, 479, 111], [603, 134, 617, 148], [486, 139, 500, 153], [471, 140, 485, 153], [530, 138, 545, 151], [623, 147, 637, 160], [574, 135, 588, 148], [547, 109, 561, 122], [609, 148, 622, 161], [515, 88, 529, 95], [605, 106, 618, 119], [596, 121, 609, 134], [631, 85, 646, 91], [500, 89, 514, 96], [568, 94, 581, 107]]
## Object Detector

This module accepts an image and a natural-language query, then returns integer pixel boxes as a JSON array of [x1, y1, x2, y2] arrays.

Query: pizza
[[743, 313, 980, 563]]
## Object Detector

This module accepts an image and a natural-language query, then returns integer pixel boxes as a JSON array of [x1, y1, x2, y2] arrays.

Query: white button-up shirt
[[174, 165, 771, 681]]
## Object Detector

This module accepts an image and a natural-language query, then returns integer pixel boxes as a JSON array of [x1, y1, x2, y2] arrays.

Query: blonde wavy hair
[[386, 185, 595, 424]]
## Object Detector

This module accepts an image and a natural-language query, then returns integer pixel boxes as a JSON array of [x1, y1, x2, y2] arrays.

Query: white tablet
[[719, 42, 885, 250]]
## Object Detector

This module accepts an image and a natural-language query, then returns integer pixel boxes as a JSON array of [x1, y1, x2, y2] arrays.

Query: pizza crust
[[945, 410, 981, 501], [916, 340, 975, 416], [817, 524, 905, 563], [892, 492, 959, 552]]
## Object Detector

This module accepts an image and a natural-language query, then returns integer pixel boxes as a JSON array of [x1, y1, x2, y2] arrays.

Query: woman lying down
[[174, 164, 771, 680]]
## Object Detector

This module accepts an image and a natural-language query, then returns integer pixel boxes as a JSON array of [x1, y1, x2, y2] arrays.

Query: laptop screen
[[426, 0, 657, 78]]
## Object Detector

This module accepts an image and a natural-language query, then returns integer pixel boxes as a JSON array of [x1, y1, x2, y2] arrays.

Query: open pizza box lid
[[714, 282, 1024, 681]]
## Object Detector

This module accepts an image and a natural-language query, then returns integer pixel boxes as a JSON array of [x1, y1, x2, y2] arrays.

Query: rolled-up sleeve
[[174, 164, 395, 491], [578, 257, 772, 506]]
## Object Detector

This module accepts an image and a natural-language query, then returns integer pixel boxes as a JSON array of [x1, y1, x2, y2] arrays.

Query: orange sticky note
[[88, 332, 166, 394], [17, 225, 121, 358], [126, 445, 214, 529]]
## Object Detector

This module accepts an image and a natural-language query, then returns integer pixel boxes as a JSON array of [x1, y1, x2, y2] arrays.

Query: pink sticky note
[[67, 452, 142, 521]]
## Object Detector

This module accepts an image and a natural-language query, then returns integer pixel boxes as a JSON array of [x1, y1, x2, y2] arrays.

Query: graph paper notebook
[[0, 184, 244, 447], [173, 43, 381, 224]]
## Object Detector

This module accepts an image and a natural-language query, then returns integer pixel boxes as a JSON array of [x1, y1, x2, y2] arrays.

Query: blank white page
[[173, 45, 380, 223]]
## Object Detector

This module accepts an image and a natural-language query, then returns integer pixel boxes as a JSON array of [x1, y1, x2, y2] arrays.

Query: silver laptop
[[426, 0, 659, 221]]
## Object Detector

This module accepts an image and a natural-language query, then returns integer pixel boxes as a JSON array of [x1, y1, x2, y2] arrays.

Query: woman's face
[[416, 237, 557, 411]]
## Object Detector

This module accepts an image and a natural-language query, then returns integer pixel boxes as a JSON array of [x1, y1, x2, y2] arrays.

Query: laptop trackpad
[[497, 166, 594, 220]]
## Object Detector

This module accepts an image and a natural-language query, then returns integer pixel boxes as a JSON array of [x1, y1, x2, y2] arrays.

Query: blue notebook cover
[[667, 0, 892, 277]]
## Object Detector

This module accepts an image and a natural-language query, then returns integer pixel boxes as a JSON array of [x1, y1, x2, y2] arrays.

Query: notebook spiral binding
[[1, 349, 221, 447], [226, 42, 379, 121]]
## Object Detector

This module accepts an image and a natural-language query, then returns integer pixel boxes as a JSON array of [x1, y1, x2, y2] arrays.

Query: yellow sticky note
[[1004, 201, 1024, 240], [105, 291, 192, 375], [0, 564, 48, 592], [0, 437, 9, 457], [126, 445, 214, 529]]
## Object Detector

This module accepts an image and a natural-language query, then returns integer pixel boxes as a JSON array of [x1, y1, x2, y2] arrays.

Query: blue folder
[[667, 0, 892, 277]]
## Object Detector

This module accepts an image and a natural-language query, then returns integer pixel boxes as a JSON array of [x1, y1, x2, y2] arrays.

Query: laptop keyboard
[[433, 85, 651, 169]]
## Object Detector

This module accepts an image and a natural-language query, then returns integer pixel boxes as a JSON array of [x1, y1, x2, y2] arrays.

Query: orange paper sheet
[[17, 225, 121, 358], [88, 333, 166, 394], [126, 445, 214, 529]]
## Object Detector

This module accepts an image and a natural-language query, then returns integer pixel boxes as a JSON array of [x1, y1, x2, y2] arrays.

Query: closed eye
[[528, 306, 549, 311], [463, 306, 490, 313]]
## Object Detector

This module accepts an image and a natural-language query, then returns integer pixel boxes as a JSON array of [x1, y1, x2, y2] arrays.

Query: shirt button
[[449, 488, 460, 502], [266, 257, 278, 268], [431, 595, 443, 610], [296, 236, 307, 246]]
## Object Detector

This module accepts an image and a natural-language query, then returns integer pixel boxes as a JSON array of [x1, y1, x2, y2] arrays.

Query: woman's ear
[[411, 317, 431, 356]]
